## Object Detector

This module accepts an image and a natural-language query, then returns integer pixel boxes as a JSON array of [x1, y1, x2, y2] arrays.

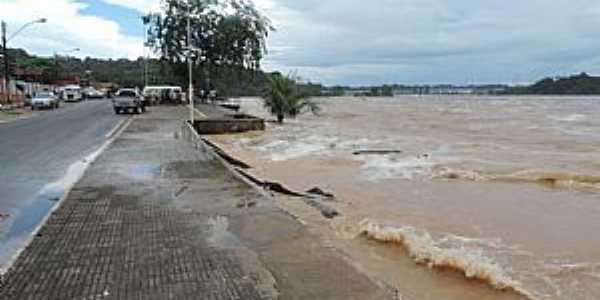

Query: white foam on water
[[248, 132, 340, 161], [357, 146, 458, 181], [270, 143, 327, 161], [359, 220, 535, 298], [548, 114, 587, 122], [334, 138, 379, 150], [359, 155, 437, 181]]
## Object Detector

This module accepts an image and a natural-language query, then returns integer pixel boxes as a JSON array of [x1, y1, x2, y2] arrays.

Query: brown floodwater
[[209, 96, 600, 300]]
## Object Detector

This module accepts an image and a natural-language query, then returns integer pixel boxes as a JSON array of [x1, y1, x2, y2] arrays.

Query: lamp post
[[143, 15, 149, 89], [187, 3, 194, 124], [1, 18, 46, 104]]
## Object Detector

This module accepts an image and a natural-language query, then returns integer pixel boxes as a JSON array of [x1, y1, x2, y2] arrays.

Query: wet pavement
[[0, 100, 124, 272], [0, 106, 388, 299]]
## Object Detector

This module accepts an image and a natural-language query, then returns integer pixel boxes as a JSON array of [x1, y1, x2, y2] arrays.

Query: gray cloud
[[261, 0, 600, 85]]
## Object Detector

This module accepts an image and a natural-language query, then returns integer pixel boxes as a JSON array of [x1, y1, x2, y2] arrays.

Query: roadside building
[[0, 77, 25, 105]]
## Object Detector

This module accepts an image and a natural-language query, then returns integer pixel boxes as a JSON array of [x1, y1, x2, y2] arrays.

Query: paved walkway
[[1, 106, 387, 299]]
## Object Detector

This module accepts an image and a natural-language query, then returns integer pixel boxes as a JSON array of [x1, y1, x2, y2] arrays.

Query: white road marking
[[104, 117, 129, 139]]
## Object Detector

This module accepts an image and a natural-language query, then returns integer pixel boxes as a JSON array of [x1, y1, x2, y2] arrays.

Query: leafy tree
[[143, 0, 273, 94], [263, 73, 320, 123]]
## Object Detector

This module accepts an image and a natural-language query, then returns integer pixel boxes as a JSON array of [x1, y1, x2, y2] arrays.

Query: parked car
[[112, 88, 145, 114], [84, 87, 105, 99], [31, 92, 60, 110], [61, 85, 83, 102], [142, 86, 184, 105]]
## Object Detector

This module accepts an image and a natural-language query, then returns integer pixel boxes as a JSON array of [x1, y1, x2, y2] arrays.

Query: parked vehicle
[[112, 88, 145, 114], [84, 87, 105, 99], [31, 92, 60, 110], [142, 86, 184, 105], [62, 85, 83, 102]]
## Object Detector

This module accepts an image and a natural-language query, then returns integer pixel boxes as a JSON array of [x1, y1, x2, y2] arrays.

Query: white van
[[143, 86, 183, 105], [62, 85, 83, 102]]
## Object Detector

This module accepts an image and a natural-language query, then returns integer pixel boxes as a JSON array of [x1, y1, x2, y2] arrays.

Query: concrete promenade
[[0, 106, 387, 299]]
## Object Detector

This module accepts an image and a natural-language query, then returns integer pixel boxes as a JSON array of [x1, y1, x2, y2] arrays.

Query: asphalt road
[[0, 100, 125, 270]]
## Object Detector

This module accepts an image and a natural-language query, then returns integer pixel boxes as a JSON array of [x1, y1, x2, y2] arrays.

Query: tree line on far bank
[[502, 72, 600, 95]]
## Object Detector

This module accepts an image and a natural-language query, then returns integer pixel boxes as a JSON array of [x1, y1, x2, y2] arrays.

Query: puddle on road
[[207, 216, 243, 249], [0, 147, 104, 274]]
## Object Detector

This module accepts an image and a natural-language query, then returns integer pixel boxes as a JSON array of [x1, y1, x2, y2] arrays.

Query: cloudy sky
[[2, 0, 600, 85]]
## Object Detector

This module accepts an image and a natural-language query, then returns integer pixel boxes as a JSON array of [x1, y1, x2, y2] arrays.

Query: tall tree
[[263, 73, 320, 123], [143, 0, 272, 90]]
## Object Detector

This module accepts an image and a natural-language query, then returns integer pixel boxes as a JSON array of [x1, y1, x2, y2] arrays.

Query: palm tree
[[263, 73, 320, 123]]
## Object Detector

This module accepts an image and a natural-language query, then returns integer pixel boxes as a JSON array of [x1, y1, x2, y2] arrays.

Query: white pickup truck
[[112, 88, 145, 114]]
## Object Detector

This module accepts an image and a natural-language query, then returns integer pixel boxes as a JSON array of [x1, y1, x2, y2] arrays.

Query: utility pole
[[143, 19, 148, 88], [187, 3, 194, 124], [0, 18, 46, 105], [2, 21, 10, 104]]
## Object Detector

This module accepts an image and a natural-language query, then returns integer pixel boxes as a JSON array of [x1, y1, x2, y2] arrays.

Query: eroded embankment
[[182, 123, 341, 220]]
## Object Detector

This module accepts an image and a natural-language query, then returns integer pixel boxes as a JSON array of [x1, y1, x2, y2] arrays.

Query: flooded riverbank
[[208, 95, 600, 300]]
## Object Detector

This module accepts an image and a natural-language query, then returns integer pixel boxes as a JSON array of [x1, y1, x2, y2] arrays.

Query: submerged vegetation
[[263, 73, 320, 123]]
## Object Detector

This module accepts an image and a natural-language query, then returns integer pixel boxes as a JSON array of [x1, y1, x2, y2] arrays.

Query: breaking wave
[[434, 168, 600, 191], [358, 146, 457, 181], [254, 135, 337, 161], [359, 220, 534, 298]]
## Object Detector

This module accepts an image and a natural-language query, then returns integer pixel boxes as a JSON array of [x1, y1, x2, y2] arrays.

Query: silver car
[[31, 92, 60, 110]]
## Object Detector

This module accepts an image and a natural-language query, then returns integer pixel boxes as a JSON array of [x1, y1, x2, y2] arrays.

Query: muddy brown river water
[[210, 96, 600, 300]]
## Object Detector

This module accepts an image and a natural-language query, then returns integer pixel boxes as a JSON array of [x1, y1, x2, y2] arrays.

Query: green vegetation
[[1, 48, 162, 87], [143, 0, 272, 96], [263, 73, 320, 123], [1, 47, 275, 96], [2, 0, 275, 97], [504, 73, 600, 95]]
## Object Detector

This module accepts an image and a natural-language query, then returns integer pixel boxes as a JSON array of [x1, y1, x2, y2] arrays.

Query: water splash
[[359, 220, 534, 298]]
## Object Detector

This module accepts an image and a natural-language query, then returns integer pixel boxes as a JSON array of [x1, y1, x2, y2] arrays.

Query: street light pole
[[187, 3, 194, 124], [143, 18, 149, 88], [1, 18, 47, 104], [2, 21, 9, 104]]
